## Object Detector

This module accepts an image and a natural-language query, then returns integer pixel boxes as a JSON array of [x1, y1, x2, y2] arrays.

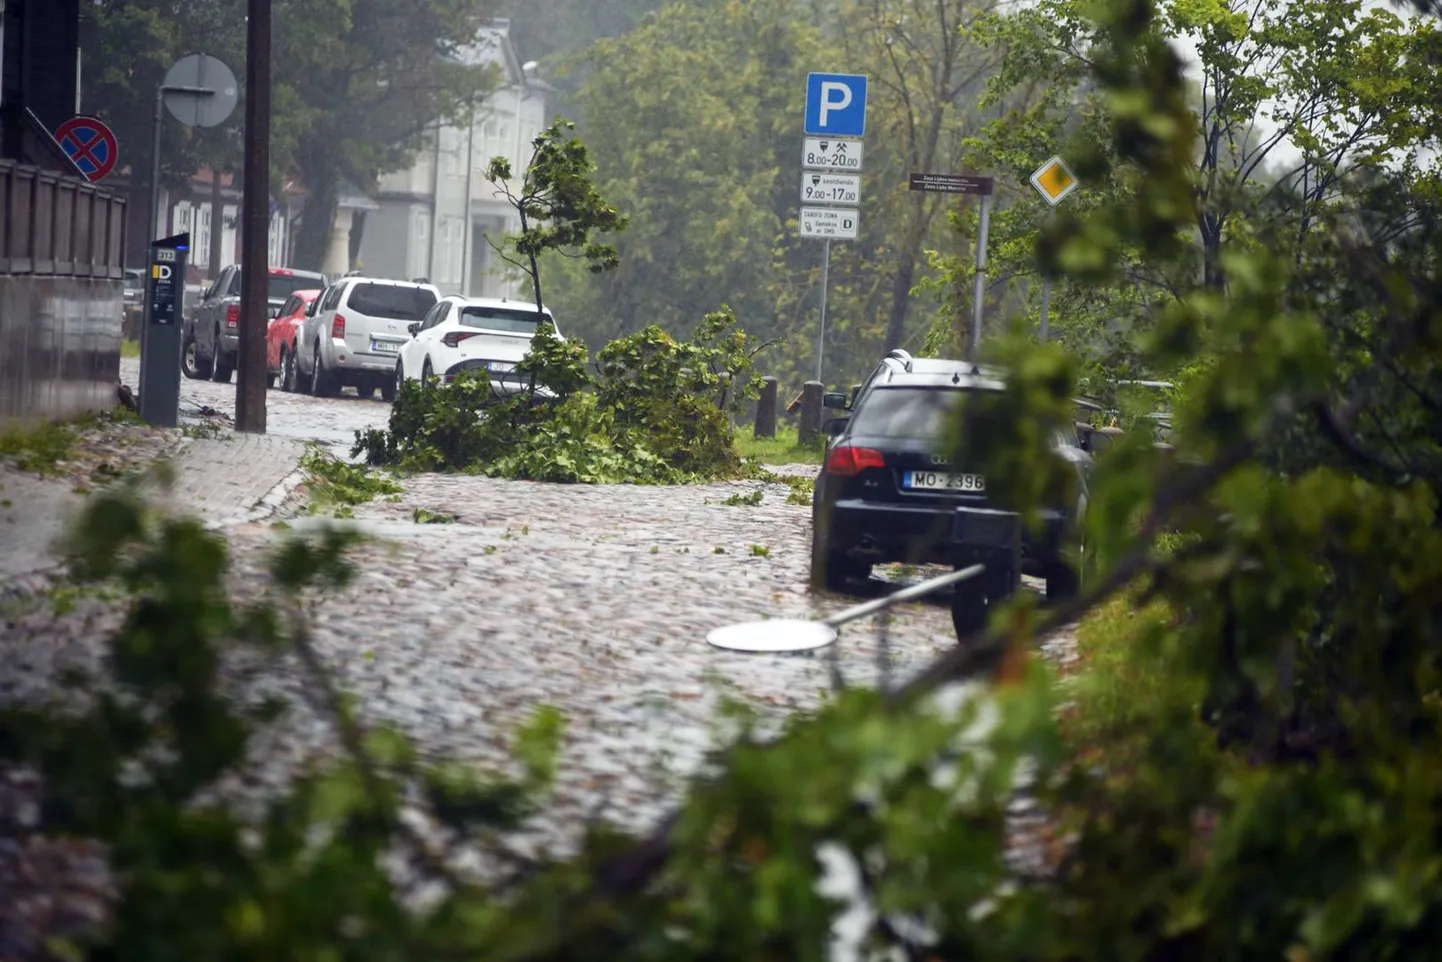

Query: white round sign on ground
[[706, 619, 838, 653]]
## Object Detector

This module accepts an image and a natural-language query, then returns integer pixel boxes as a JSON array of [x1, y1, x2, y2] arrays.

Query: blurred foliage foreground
[[5, 0, 1442, 958]]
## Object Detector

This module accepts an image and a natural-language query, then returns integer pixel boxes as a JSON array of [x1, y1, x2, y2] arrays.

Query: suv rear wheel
[[211, 327, 233, 383], [281, 347, 297, 392], [1045, 562, 1080, 602], [182, 335, 210, 380], [310, 343, 338, 397], [951, 567, 1013, 640], [809, 527, 870, 593]]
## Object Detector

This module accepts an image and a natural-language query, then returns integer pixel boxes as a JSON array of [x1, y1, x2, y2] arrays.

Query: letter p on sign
[[805, 73, 868, 138]]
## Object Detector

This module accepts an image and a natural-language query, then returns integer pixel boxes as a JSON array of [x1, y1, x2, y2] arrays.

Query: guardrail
[[0, 158, 128, 279]]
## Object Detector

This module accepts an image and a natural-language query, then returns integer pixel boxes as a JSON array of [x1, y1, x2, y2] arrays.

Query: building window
[[173, 202, 192, 238], [194, 203, 212, 269]]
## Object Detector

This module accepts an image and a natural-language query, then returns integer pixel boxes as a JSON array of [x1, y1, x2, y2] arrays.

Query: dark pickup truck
[[183, 264, 326, 382]]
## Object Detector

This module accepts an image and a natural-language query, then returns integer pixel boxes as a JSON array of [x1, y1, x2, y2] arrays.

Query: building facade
[[357, 18, 553, 299]]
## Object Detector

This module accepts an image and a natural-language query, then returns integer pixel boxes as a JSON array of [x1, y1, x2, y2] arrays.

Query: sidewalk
[[1, 432, 306, 586]]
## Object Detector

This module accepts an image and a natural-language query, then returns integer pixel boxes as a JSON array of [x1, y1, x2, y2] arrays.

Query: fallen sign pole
[[705, 564, 986, 653], [909, 173, 994, 362]]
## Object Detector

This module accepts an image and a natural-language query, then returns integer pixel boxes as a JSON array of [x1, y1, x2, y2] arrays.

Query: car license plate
[[487, 361, 516, 373], [902, 471, 985, 492], [370, 340, 399, 354]]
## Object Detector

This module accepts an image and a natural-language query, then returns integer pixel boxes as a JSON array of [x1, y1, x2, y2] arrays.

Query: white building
[[355, 18, 553, 299]]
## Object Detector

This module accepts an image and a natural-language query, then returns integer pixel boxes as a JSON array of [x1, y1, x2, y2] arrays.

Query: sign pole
[[1029, 156, 1079, 342], [149, 89, 164, 242], [970, 193, 992, 363], [816, 238, 831, 382]]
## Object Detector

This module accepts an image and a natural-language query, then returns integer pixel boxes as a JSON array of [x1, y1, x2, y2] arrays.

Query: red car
[[267, 289, 321, 391]]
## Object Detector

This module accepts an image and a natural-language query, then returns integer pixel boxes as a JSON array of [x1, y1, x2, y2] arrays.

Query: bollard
[[755, 376, 778, 439], [798, 380, 824, 446]]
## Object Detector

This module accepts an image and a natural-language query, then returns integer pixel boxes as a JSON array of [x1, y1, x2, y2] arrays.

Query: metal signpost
[[802, 72, 868, 382], [1028, 155, 1079, 341], [149, 54, 238, 242], [138, 233, 191, 427], [909, 172, 995, 362]]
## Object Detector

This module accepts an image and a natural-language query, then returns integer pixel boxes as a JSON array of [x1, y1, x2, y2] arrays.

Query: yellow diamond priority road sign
[[1030, 155, 1078, 206]]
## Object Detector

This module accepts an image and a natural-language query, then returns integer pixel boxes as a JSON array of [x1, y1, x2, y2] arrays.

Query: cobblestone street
[[7, 370, 986, 856], [119, 357, 391, 461]]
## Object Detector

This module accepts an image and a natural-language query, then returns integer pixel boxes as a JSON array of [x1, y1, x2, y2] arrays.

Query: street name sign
[[802, 137, 863, 171], [800, 207, 859, 241], [908, 172, 994, 196], [802, 172, 861, 206], [1030, 155, 1078, 206], [804, 73, 869, 137]]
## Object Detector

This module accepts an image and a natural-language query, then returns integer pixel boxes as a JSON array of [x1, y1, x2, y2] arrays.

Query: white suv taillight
[[442, 331, 480, 349], [332, 314, 346, 339]]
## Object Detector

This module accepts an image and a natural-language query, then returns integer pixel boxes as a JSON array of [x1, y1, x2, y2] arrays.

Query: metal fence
[[0, 159, 128, 279]]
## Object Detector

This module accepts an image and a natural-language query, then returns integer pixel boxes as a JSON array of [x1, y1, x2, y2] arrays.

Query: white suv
[[395, 295, 559, 396], [299, 276, 441, 399]]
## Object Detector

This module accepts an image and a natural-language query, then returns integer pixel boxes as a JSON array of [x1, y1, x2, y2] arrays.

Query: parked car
[[266, 289, 321, 392], [183, 265, 327, 382], [121, 268, 145, 339], [298, 275, 441, 399], [810, 354, 1092, 636], [395, 296, 559, 396]]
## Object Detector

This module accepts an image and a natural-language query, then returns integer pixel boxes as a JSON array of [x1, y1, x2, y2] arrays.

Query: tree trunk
[[883, 206, 929, 351], [209, 169, 225, 280], [292, 157, 339, 272]]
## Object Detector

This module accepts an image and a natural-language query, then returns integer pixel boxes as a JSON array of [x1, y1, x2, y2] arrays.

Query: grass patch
[[734, 423, 824, 466], [720, 490, 764, 507], [0, 420, 79, 476], [412, 507, 457, 525], [121, 338, 142, 358], [302, 449, 403, 517]]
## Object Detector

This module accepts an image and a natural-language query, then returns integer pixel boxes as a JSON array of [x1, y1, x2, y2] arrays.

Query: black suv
[[810, 351, 1092, 634], [183, 264, 326, 382]]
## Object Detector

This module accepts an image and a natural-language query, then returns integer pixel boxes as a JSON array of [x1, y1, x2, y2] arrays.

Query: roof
[[341, 276, 440, 293], [452, 295, 552, 315], [875, 370, 1006, 391]]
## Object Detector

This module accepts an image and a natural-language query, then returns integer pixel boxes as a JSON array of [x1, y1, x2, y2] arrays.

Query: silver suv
[[298, 276, 440, 399]]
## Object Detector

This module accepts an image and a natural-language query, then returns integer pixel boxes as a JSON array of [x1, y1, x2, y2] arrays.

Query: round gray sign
[[162, 54, 239, 128], [706, 619, 837, 653]]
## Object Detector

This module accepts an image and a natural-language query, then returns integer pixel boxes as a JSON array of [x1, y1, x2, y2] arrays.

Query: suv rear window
[[345, 283, 437, 320], [850, 387, 977, 440], [458, 306, 552, 335], [267, 272, 324, 300]]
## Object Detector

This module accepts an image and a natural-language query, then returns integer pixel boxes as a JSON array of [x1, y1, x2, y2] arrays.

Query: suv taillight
[[226, 304, 239, 328], [441, 331, 480, 349], [826, 446, 886, 477], [332, 314, 346, 339]]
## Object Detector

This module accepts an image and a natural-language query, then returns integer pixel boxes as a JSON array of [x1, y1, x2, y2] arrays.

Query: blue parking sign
[[804, 73, 868, 138]]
